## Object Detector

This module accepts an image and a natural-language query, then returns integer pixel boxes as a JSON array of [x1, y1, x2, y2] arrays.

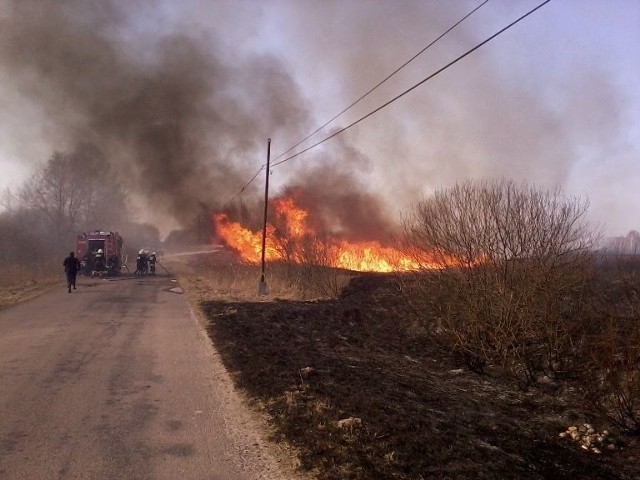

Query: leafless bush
[[296, 235, 346, 298], [404, 179, 598, 385], [271, 229, 347, 298], [580, 255, 640, 433]]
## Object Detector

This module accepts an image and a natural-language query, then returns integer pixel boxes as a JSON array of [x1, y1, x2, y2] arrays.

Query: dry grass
[[165, 251, 353, 304], [0, 263, 60, 310]]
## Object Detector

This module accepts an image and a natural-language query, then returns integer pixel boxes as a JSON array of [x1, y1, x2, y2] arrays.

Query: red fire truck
[[76, 230, 124, 276]]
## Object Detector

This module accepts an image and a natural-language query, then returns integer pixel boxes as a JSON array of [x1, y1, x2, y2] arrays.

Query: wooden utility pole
[[258, 139, 271, 295]]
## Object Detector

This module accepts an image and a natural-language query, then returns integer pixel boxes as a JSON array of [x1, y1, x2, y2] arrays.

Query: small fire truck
[[76, 230, 124, 276]]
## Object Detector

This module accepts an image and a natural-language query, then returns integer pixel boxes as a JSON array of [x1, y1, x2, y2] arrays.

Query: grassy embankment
[[0, 263, 61, 311]]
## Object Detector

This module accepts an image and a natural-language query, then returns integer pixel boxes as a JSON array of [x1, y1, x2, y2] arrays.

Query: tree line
[[0, 144, 159, 271]]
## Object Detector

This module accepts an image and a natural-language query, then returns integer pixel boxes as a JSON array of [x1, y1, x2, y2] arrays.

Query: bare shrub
[[580, 255, 640, 433], [271, 229, 349, 298], [295, 235, 346, 298], [404, 179, 598, 385]]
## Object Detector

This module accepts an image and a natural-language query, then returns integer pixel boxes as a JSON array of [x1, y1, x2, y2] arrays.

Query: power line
[[221, 164, 265, 210], [220, 0, 548, 206], [220, 1, 491, 209], [272, 0, 491, 162], [272, 0, 551, 169]]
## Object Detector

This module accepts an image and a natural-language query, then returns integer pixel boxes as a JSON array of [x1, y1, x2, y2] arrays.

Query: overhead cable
[[272, 0, 491, 162], [220, 1, 491, 209], [221, 165, 265, 210], [272, 0, 551, 168]]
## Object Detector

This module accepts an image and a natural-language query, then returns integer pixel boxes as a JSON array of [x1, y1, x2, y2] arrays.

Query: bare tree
[[18, 144, 127, 252], [404, 179, 598, 385]]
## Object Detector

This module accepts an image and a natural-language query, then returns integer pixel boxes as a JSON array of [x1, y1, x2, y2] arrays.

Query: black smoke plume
[[0, 0, 310, 229]]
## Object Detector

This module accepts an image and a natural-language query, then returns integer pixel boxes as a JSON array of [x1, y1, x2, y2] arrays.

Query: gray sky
[[0, 0, 638, 236]]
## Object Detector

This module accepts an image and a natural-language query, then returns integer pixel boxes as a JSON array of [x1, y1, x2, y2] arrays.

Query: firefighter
[[135, 249, 148, 275], [63, 251, 81, 293], [93, 248, 106, 277], [148, 251, 157, 275]]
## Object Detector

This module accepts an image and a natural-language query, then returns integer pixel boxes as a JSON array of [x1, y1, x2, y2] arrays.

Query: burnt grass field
[[200, 273, 640, 480]]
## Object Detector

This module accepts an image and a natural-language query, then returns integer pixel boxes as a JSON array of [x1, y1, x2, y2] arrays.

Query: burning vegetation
[[213, 193, 427, 273], [187, 180, 640, 480]]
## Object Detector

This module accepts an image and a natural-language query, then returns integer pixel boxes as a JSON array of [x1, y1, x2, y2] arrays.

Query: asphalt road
[[0, 274, 296, 480]]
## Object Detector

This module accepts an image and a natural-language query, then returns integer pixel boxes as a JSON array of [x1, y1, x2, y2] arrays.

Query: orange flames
[[213, 196, 428, 273]]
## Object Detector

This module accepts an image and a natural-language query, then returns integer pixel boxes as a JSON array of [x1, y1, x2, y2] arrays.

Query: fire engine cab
[[76, 230, 124, 276]]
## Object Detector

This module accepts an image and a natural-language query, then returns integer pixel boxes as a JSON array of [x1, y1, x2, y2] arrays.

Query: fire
[[212, 213, 276, 263], [336, 242, 421, 273], [274, 197, 308, 237], [213, 196, 427, 272]]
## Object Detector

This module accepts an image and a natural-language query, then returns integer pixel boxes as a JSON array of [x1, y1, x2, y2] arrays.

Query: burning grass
[[177, 256, 640, 480], [213, 194, 430, 273]]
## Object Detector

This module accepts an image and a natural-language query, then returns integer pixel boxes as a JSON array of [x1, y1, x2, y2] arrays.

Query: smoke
[[274, 133, 398, 243], [258, 1, 637, 235], [0, 0, 310, 230], [1, 1, 637, 238]]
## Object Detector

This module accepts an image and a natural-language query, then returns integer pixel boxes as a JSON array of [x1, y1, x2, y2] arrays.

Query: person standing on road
[[63, 251, 81, 293], [94, 249, 105, 273], [147, 251, 157, 275], [135, 249, 148, 275]]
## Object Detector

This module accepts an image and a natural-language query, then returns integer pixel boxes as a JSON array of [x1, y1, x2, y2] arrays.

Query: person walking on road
[[63, 251, 81, 293]]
